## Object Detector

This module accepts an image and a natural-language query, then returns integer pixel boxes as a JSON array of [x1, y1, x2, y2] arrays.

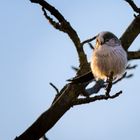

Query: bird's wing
[[67, 71, 94, 84]]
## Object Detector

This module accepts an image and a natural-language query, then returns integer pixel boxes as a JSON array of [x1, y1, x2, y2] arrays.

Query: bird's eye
[[105, 39, 110, 42]]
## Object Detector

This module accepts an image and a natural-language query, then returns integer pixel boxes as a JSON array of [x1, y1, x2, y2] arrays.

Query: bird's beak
[[96, 37, 104, 45]]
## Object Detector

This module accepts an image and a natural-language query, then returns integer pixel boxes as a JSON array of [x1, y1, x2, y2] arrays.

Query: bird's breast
[[90, 45, 127, 80]]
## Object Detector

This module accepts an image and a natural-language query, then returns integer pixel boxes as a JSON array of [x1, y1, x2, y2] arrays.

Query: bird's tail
[[67, 71, 94, 84]]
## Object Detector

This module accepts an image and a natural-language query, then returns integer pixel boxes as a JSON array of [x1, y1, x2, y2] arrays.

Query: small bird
[[69, 31, 127, 83]]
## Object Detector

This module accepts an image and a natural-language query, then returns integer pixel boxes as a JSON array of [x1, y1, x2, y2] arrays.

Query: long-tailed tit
[[69, 31, 127, 83]]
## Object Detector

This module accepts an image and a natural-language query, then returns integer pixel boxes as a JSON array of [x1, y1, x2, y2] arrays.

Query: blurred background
[[0, 0, 140, 140]]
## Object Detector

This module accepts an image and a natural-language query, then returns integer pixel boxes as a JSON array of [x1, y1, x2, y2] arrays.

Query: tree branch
[[128, 51, 140, 60], [30, 0, 65, 22], [113, 72, 127, 85], [73, 72, 123, 105], [125, 0, 140, 14], [15, 1, 140, 140], [120, 0, 140, 50], [126, 64, 138, 69], [30, 0, 88, 67], [81, 35, 96, 46], [73, 91, 122, 106], [120, 15, 140, 50], [15, 84, 84, 140], [42, 7, 62, 31], [49, 82, 59, 95]]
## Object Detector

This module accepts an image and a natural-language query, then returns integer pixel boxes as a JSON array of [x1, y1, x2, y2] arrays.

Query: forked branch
[[15, 1, 140, 140], [73, 91, 122, 106], [30, 0, 88, 67], [125, 0, 140, 14]]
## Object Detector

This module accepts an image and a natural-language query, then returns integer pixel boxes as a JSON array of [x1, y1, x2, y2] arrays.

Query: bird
[[69, 31, 127, 83]]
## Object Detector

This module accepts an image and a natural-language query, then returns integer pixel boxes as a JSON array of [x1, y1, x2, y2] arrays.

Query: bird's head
[[96, 31, 121, 46]]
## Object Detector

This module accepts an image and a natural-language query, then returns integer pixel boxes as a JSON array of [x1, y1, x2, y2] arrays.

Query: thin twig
[[42, 7, 62, 31], [49, 82, 59, 94], [51, 84, 69, 105], [31, 0, 88, 66], [73, 91, 122, 106], [30, 0, 65, 22], [81, 36, 96, 46], [107, 71, 133, 89], [113, 73, 133, 85], [88, 43, 94, 49], [126, 64, 137, 69], [113, 72, 127, 85], [126, 74, 134, 78], [71, 66, 79, 72]]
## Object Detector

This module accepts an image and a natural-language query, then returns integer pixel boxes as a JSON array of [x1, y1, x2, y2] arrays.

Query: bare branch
[[110, 71, 134, 88], [51, 84, 69, 105], [86, 70, 134, 96], [120, 15, 140, 50], [49, 82, 59, 94], [81, 35, 96, 46], [30, 0, 65, 22], [42, 7, 62, 31], [16, 1, 140, 140], [113, 73, 133, 85], [30, 0, 88, 67], [128, 51, 140, 60], [15, 84, 84, 140], [126, 74, 133, 78], [88, 43, 94, 49], [71, 66, 79, 72], [73, 91, 122, 106], [125, 0, 140, 14], [126, 64, 138, 69]]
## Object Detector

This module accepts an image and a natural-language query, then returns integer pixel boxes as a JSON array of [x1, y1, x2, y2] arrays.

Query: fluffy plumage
[[68, 31, 127, 83], [91, 31, 127, 80]]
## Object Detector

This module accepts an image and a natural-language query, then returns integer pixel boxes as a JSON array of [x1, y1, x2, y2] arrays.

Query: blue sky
[[0, 0, 140, 140]]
